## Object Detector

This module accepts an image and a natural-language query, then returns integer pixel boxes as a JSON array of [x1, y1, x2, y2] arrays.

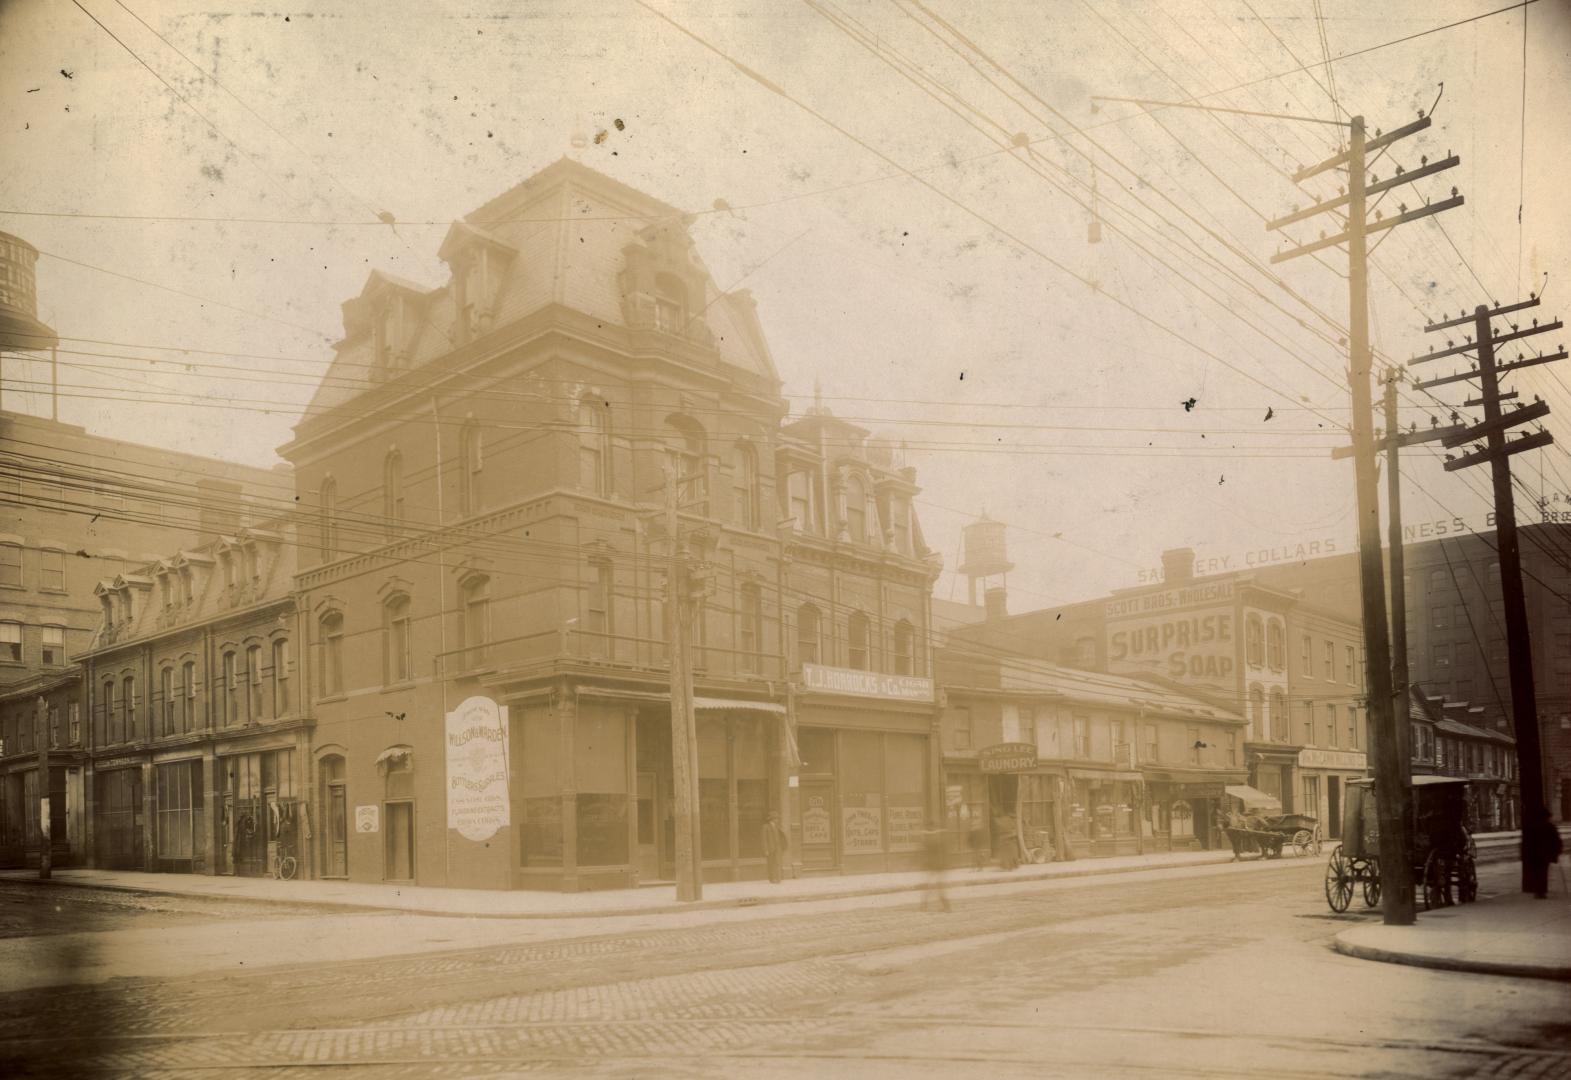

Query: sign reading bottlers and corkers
[[445, 695, 510, 842], [800, 663, 934, 702], [978, 742, 1039, 774]]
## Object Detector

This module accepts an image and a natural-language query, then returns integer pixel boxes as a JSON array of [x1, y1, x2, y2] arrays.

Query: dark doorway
[[1328, 776, 1342, 840]]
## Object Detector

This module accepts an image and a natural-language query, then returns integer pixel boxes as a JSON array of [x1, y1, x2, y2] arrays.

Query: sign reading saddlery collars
[[446, 695, 510, 842]]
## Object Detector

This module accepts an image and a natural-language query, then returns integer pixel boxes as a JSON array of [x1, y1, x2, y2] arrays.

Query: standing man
[[1522, 807, 1563, 899], [920, 818, 951, 912], [761, 810, 789, 884]]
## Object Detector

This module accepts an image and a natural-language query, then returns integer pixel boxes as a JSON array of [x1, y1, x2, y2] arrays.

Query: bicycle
[[273, 827, 299, 881]]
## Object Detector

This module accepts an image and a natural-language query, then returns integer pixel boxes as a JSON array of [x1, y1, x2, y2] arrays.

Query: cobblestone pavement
[[1, 860, 1566, 1078]]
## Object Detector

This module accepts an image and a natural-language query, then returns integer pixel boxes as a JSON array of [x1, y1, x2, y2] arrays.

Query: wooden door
[[798, 783, 836, 870]]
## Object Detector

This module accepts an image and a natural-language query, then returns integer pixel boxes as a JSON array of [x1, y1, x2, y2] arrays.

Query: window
[[1246, 615, 1264, 667], [39, 549, 64, 591], [738, 585, 761, 672], [734, 442, 760, 530], [892, 619, 914, 676], [578, 400, 608, 497], [318, 477, 338, 559], [1431, 605, 1451, 631], [787, 471, 815, 533], [272, 638, 290, 716], [653, 272, 686, 333], [1266, 620, 1284, 670], [1428, 568, 1448, 593], [1348, 706, 1359, 750], [1325, 703, 1338, 748], [1270, 688, 1287, 741], [221, 652, 238, 726], [222, 551, 237, 590], [1433, 643, 1452, 668], [847, 611, 870, 671], [1301, 699, 1315, 745], [246, 644, 264, 721], [1345, 645, 1356, 684], [383, 752, 416, 882], [1226, 732, 1238, 766], [1187, 726, 1201, 764], [1248, 685, 1265, 741], [796, 604, 820, 666], [160, 666, 174, 736], [1323, 640, 1334, 680], [41, 626, 64, 666], [0, 544, 19, 587], [845, 475, 867, 543], [181, 567, 194, 606], [951, 706, 972, 750], [1073, 714, 1090, 758], [123, 675, 137, 738], [0, 621, 20, 663], [385, 595, 413, 684], [889, 496, 911, 554], [462, 576, 491, 665], [666, 416, 706, 513], [182, 660, 197, 732], [1301, 633, 1313, 676], [68, 702, 80, 745], [383, 450, 405, 538], [460, 421, 483, 516], [320, 612, 344, 697], [1144, 723, 1158, 763]]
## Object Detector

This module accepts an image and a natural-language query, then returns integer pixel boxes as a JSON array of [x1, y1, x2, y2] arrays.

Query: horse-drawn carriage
[[1221, 785, 1323, 859], [1323, 775, 1478, 913]]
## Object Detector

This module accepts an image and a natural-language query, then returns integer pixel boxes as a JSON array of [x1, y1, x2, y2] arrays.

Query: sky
[[2, 0, 1568, 611]]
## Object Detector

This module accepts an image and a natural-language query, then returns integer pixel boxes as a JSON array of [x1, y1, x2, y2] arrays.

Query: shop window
[[41, 625, 64, 666], [318, 476, 338, 559], [0, 622, 19, 663], [0, 544, 19, 588], [273, 638, 290, 716], [462, 575, 492, 667], [578, 398, 609, 497], [796, 603, 821, 667], [892, 619, 915, 676], [733, 441, 760, 531], [221, 651, 238, 727], [576, 706, 629, 867], [738, 585, 762, 673], [845, 475, 867, 543], [1245, 615, 1264, 667], [39, 549, 64, 592], [155, 760, 204, 869], [160, 666, 175, 736], [384, 594, 413, 685], [847, 611, 870, 671], [459, 421, 484, 517], [246, 644, 264, 721], [383, 450, 405, 538], [320, 754, 348, 878], [519, 706, 563, 866], [319, 612, 344, 697]]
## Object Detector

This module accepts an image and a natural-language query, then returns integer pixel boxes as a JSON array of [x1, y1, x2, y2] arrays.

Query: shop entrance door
[[635, 769, 663, 880], [798, 783, 836, 870]]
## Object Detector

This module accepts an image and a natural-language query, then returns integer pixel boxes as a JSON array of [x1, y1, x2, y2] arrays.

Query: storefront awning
[[1224, 784, 1282, 809], [692, 697, 786, 715]]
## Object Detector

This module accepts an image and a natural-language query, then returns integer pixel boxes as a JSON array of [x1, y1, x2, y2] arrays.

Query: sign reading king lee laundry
[[800, 663, 934, 702], [445, 695, 510, 843]]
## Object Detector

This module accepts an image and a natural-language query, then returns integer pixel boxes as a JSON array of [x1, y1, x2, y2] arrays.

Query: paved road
[[0, 859, 1566, 1078]]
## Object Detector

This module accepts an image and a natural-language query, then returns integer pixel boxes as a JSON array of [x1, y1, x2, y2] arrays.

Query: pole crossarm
[[1443, 429, 1555, 471], [1267, 155, 1458, 231], [1408, 338, 1479, 367], [1291, 114, 1431, 182], [1442, 400, 1551, 447], [1465, 390, 1517, 407], [1498, 348, 1570, 378], [1331, 422, 1464, 459], [1414, 366, 1483, 392], [1270, 195, 1463, 264], [1426, 295, 1540, 333]]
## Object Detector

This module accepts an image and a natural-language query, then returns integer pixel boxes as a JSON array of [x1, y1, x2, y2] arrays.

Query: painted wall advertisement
[[446, 695, 510, 843], [1106, 605, 1236, 691]]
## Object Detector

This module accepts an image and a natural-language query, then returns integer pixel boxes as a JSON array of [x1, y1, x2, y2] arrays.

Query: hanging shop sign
[[355, 805, 379, 833], [800, 663, 933, 702], [445, 695, 510, 843], [978, 742, 1039, 774]]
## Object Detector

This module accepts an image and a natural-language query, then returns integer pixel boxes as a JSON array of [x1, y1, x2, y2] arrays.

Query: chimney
[[984, 586, 1007, 621], [1161, 547, 1196, 584]]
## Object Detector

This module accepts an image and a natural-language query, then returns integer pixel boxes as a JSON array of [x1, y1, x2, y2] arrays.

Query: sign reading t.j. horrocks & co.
[[800, 663, 934, 702], [446, 695, 510, 843]]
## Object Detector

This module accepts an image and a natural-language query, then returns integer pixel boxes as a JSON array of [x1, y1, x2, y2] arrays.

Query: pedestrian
[[761, 810, 789, 884], [969, 812, 989, 871], [1211, 804, 1227, 851], [1521, 806, 1563, 900], [920, 820, 951, 912], [993, 811, 1019, 871]]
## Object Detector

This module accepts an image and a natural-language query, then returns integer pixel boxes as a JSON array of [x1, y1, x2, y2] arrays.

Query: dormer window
[[101, 591, 115, 626], [653, 273, 686, 334], [222, 551, 237, 590], [181, 566, 194, 605]]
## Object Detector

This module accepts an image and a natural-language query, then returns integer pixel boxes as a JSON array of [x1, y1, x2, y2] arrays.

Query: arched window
[[1269, 688, 1287, 742], [320, 754, 348, 878], [796, 603, 821, 667], [1245, 615, 1264, 668], [1266, 620, 1285, 671], [123, 674, 137, 739], [461, 575, 491, 666], [1248, 684, 1265, 742], [847, 611, 871, 671], [578, 398, 609, 497], [220, 652, 238, 726], [319, 477, 338, 559], [101, 676, 116, 743], [665, 415, 707, 513], [383, 449, 404, 538], [845, 475, 867, 543], [734, 442, 760, 531], [653, 272, 687, 334], [160, 666, 174, 736], [272, 638, 290, 716], [319, 612, 345, 698], [893, 619, 915, 676], [460, 421, 483, 516], [181, 660, 197, 732], [246, 643, 264, 721], [739, 584, 762, 672], [384, 595, 413, 684]]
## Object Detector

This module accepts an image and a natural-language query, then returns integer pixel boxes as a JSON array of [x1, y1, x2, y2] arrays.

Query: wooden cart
[[1323, 776, 1478, 913]]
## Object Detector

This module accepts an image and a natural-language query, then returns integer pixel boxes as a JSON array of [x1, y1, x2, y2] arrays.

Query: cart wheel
[[1457, 854, 1478, 904], [1325, 846, 1353, 913], [1423, 850, 1453, 911], [1292, 828, 1313, 856], [1363, 875, 1381, 908], [276, 855, 298, 881]]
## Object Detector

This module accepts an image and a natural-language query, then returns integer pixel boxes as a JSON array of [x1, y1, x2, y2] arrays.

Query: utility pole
[[660, 461, 701, 902], [35, 697, 51, 881], [1271, 109, 1462, 926], [1413, 294, 1563, 888]]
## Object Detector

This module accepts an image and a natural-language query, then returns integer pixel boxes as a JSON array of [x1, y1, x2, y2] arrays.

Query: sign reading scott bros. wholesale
[[445, 695, 510, 843], [801, 663, 934, 702], [1106, 606, 1236, 690]]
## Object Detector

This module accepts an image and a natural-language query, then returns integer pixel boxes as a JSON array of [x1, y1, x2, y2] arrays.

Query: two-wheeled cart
[[1323, 776, 1477, 913]]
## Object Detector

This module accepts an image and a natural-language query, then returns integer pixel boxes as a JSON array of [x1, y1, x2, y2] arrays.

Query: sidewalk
[[1334, 883, 1571, 982], [1, 845, 1263, 919]]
